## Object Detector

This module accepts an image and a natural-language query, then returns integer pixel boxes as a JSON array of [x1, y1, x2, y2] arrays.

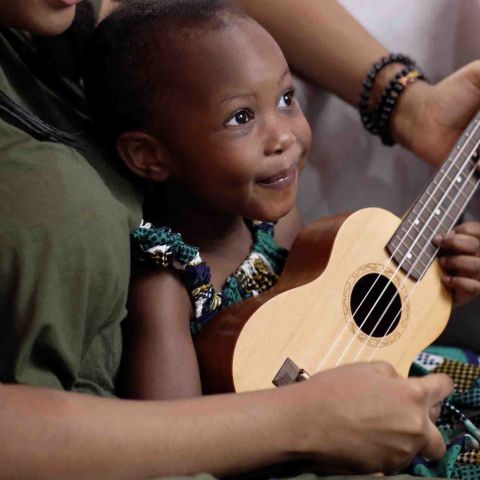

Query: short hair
[[84, 0, 247, 145]]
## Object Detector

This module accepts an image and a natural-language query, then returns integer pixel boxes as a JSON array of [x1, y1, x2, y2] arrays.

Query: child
[[85, 0, 480, 405], [86, 0, 310, 400]]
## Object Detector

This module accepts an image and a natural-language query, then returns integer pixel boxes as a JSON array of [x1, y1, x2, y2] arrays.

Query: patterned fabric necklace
[[130, 219, 288, 334]]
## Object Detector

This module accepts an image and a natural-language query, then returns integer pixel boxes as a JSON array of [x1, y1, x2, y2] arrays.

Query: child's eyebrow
[[219, 68, 291, 106], [220, 92, 256, 105]]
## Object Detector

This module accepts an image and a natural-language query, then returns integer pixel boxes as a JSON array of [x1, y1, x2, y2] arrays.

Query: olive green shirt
[[0, 26, 142, 396]]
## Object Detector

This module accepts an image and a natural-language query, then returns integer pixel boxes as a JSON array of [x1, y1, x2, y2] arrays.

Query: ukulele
[[195, 111, 480, 394]]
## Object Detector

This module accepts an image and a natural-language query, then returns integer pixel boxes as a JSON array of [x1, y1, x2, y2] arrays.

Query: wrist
[[276, 381, 333, 463], [389, 79, 431, 150], [266, 385, 311, 461], [358, 54, 428, 146], [370, 63, 406, 108]]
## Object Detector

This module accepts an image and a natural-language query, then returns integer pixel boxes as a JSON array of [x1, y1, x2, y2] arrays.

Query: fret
[[407, 255, 429, 272], [388, 239, 431, 270], [386, 111, 480, 281], [411, 198, 458, 222], [399, 206, 458, 241], [454, 187, 469, 202], [416, 201, 434, 216], [439, 188, 454, 202], [466, 174, 480, 192], [387, 242, 435, 276], [410, 216, 437, 235], [437, 173, 454, 184], [435, 208, 455, 224], [460, 156, 478, 169], [395, 260, 427, 280], [423, 187, 446, 201], [396, 227, 418, 243]]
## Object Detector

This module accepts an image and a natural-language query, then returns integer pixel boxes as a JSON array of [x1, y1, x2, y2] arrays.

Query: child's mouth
[[257, 164, 297, 189]]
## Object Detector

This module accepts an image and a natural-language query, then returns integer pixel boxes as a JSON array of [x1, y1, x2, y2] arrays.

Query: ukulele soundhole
[[350, 273, 402, 338]]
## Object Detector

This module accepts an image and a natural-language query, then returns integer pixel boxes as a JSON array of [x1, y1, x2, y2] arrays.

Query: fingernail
[[434, 235, 443, 244]]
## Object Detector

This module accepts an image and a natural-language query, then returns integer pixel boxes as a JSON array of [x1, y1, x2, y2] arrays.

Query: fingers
[[429, 402, 442, 423], [439, 255, 480, 278], [419, 420, 447, 461], [435, 231, 480, 256], [413, 374, 452, 461], [414, 372, 454, 405], [443, 275, 480, 295], [435, 226, 480, 303], [454, 221, 480, 239], [310, 364, 451, 472]]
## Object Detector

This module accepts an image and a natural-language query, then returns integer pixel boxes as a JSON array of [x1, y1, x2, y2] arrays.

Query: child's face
[[154, 17, 312, 222]]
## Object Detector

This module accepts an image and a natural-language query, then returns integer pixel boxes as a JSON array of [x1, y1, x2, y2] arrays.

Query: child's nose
[[264, 119, 295, 156]]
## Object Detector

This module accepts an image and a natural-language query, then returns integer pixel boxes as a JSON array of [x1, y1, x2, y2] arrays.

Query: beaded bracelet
[[358, 53, 426, 146], [361, 65, 413, 135], [358, 53, 415, 134], [376, 67, 427, 145]]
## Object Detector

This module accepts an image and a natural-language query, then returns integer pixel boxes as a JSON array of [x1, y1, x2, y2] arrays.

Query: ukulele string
[[319, 125, 479, 368], [352, 157, 480, 362], [315, 119, 480, 371], [318, 115, 480, 369], [367, 172, 480, 362], [344, 153, 480, 366]]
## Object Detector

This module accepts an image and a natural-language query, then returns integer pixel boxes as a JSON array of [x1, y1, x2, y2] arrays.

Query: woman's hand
[[393, 61, 480, 166], [293, 362, 452, 474], [434, 221, 480, 306]]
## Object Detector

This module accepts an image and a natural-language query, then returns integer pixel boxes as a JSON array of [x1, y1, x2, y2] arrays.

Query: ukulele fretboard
[[386, 111, 480, 281]]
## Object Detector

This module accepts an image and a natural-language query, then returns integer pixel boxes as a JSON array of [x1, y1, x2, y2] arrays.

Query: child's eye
[[278, 89, 295, 108], [225, 109, 254, 126]]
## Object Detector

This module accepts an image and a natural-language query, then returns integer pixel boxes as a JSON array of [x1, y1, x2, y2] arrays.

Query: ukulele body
[[195, 207, 452, 393]]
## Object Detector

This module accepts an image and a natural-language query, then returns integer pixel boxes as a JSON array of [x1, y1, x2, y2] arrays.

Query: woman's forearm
[[0, 362, 453, 478], [0, 383, 293, 479], [238, 0, 480, 166], [237, 0, 388, 105]]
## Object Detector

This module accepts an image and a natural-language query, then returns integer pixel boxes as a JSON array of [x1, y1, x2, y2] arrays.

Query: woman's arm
[[0, 362, 453, 479], [237, 0, 389, 106], [124, 269, 201, 400], [237, 0, 480, 166], [100, 0, 480, 166]]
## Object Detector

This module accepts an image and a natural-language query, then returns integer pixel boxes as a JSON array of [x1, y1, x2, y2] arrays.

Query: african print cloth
[[411, 346, 480, 479], [131, 220, 288, 334]]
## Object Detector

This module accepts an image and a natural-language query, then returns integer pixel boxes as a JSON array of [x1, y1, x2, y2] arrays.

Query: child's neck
[[154, 184, 254, 290], [154, 183, 252, 257]]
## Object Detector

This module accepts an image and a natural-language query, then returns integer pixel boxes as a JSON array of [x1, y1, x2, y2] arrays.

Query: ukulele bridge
[[272, 357, 311, 386]]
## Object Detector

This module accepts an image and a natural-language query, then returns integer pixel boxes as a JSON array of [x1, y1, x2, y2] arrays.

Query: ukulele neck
[[386, 111, 480, 281]]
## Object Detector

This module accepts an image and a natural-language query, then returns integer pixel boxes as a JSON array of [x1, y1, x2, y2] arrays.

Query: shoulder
[[0, 120, 140, 309], [0, 124, 139, 390], [274, 206, 304, 249], [0, 118, 137, 277], [0, 119, 141, 245]]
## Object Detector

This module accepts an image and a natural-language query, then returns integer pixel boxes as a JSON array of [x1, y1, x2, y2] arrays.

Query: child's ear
[[116, 131, 172, 182]]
